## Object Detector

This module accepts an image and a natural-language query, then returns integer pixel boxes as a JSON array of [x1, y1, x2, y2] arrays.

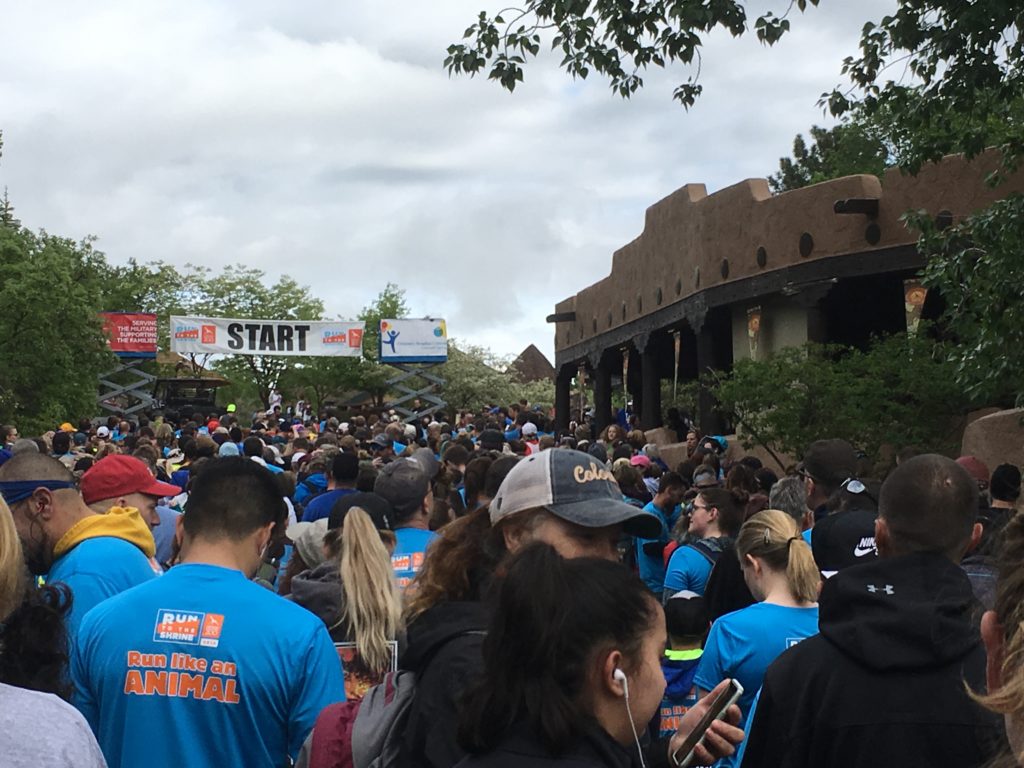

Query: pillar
[[593, 354, 613, 434], [695, 323, 724, 435], [554, 366, 572, 432], [640, 339, 662, 431]]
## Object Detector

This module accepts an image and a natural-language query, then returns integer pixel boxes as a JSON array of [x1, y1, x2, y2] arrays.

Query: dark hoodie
[[401, 600, 490, 768], [741, 551, 1005, 768], [287, 561, 348, 641], [456, 721, 642, 768]]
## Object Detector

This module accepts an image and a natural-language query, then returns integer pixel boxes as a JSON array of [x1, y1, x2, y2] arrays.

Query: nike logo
[[854, 546, 875, 557]]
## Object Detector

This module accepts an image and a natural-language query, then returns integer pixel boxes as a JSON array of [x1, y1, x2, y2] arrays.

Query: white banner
[[170, 316, 364, 357], [379, 318, 448, 363]]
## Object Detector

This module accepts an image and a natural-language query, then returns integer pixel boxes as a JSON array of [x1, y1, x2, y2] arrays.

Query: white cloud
[[0, 0, 897, 365]]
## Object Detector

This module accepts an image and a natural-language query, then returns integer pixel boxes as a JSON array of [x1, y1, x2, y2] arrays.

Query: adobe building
[[548, 151, 1024, 434]]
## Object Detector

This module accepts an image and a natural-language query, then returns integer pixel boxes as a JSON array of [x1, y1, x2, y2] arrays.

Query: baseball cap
[[96, 426, 111, 439], [285, 518, 330, 569], [490, 449, 661, 538], [59, 422, 74, 433], [80, 455, 180, 504], [811, 507, 878, 577], [409, 447, 440, 480], [328, 491, 394, 531], [956, 456, 990, 488], [630, 454, 652, 469], [692, 466, 719, 489], [374, 459, 429, 517], [799, 439, 858, 487], [370, 433, 391, 450], [522, 422, 538, 438]]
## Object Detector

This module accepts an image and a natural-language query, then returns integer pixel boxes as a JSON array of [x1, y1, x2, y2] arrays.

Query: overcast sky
[[0, 0, 896, 363]]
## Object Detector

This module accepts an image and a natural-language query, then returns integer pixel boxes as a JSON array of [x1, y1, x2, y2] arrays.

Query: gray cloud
[[0, 0, 897, 362]]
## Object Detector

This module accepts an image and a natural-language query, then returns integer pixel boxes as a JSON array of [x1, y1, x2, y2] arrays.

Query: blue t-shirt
[[72, 563, 345, 768], [663, 544, 716, 596], [48, 537, 158, 639], [693, 602, 819, 764], [391, 528, 438, 590], [636, 501, 673, 593], [301, 488, 357, 523]]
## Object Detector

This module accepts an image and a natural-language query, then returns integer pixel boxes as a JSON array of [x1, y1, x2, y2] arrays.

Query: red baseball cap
[[80, 455, 180, 505]]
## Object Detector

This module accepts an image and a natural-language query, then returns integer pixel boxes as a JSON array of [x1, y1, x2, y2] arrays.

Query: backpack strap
[[686, 541, 721, 566]]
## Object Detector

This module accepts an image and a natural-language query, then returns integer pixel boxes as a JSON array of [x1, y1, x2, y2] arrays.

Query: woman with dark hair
[[457, 544, 743, 767], [663, 487, 746, 600], [0, 498, 107, 765]]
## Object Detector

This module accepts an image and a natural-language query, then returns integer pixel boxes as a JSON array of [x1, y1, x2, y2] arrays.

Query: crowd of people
[[0, 402, 1023, 767]]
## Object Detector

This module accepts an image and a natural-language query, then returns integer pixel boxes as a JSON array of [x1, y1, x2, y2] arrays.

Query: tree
[[823, 2, 1024, 175], [711, 333, 972, 466], [276, 283, 409, 412], [204, 267, 324, 408], [912, 198, 1024, 408], [769, 113, 892, 194], [439, 342, 555, 413], [0, 225, 115, 433], [445, 0, 820, 107]]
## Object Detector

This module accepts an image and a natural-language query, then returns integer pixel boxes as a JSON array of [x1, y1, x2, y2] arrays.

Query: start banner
[[100, 312, 159, 358], [169, 316, 364, 357]]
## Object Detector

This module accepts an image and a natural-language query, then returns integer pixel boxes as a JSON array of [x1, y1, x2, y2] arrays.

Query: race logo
[[201, 325, 217, 344], [322, 329, 348, 345], [348, 328, 363, 348], [154, 609, 224, 647], [200, 613, 224, 647], [173, 324, 200, 340]]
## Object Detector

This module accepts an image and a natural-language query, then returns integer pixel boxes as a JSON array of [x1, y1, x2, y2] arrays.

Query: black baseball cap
[[374, 458, 429, 517], [328, 491, 394, 531]]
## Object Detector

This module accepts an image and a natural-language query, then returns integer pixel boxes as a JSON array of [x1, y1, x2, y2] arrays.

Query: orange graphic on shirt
[[201, 614, 224, 640]]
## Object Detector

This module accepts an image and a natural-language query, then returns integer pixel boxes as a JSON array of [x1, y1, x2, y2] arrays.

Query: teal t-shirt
[[48, 536, 158, 639], [72, 563, 345, 768], [391, 527, 438, 590], [663, 544, 715, 596], [694, 602, 819, 766]]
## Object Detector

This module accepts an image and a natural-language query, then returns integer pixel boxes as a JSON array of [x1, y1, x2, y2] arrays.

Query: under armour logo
[[867, 584, 894, 595]]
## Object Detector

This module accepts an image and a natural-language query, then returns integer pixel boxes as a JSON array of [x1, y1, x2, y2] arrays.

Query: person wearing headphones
[[456, 543, 743, 767]]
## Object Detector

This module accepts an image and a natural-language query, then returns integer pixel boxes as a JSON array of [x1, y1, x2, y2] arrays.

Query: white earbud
[[614, 668, 647, 768]]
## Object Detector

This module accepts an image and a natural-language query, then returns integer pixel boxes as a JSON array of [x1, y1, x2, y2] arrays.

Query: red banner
[[101, 312, 159, 358]]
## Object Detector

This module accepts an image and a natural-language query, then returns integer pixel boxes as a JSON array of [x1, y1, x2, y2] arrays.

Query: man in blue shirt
[[636, 472, 686, 592], [0, 452, 157, 638], [72, 457, 345, 768], [301, 453, 359, 522], [374, 458, 437, 590]]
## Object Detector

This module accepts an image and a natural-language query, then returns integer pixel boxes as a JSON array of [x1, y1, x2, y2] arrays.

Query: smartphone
[[670, 679, 744, 768]]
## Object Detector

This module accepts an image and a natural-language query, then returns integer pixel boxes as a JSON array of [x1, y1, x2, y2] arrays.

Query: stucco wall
[[554, 151, 1024, 356]]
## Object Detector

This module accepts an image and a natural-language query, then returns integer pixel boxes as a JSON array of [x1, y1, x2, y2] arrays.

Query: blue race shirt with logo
[[693, 602, 818, 765], [72, 563, 345, 768], [48, 537, 158, 639], [391, 528, 438, 590]]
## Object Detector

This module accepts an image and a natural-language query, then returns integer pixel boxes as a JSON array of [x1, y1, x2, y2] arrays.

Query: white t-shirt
[[0, 682, 107, 767]]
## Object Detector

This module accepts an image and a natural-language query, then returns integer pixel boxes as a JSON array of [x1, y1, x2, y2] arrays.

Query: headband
[[0, 480, 77, 505]]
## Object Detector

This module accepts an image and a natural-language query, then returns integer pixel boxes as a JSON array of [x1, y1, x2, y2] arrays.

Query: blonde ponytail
[[736, 509, 819, 605], [0, 499, 26, 623], [338, 507, 402, 675]]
